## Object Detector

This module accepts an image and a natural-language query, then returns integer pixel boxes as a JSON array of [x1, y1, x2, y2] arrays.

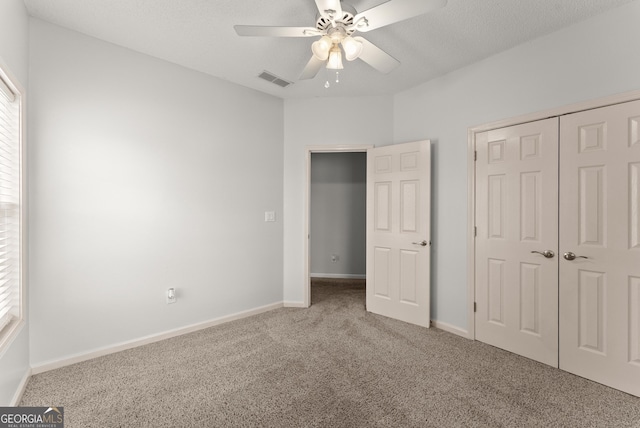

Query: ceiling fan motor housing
[[315, 4, 357, 35]]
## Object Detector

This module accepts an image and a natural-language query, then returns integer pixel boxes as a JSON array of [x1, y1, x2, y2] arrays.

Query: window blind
[[0, 75, 20, 334]]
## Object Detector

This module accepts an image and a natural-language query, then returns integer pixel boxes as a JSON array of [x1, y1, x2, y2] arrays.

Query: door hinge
[[474, 302, 477, 313], [474, 150, 477, 161], [474, 226, 477, 237]]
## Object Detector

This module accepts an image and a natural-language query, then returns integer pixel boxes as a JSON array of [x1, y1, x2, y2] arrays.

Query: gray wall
[[310, 153, 366, 278], [393, 0, 640, 331], [284, 0, 640, 324], [0, 0, 30, 406], [283, 96, 394, 303], [28, 20, 284, 366], [4, 0, 640, 403]]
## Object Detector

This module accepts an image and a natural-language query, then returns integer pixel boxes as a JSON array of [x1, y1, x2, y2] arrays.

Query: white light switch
[[264, 211, 276, 222], [166, 288, 176, 304]]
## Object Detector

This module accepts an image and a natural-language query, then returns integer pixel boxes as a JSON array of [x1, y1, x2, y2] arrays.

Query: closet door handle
[[531, 250, 555, 259], [412, 240, 428, 247], [563, 252, 588, 261]]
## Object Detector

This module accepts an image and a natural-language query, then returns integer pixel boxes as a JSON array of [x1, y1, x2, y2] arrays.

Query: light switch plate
[[166, 288, 177, 304]]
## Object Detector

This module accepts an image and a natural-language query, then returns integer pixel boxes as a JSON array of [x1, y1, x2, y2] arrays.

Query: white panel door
[[475, 118, 559, 367], [366, 141, 431, 327], [559, 99, 640, 397]]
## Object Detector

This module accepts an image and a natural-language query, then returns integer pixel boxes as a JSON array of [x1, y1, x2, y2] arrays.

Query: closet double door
[[475, 99, 640, 397]]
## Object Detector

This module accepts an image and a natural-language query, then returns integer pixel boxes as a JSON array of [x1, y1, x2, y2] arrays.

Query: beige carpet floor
[[20, 278, 640, 427]]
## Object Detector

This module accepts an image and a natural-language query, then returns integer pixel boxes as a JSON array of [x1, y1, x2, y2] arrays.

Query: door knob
[[531, 250, 555, 258], [412, 240, 428, 247], [563, 252, 588, 261]]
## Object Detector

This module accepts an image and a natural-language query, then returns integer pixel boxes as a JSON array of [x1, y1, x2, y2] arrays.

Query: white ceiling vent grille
[[258, 71, 292, 88]]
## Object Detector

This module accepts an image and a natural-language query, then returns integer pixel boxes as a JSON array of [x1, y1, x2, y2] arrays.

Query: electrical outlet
[[331, 254, 339, 263], [166, 288, 177, 304]]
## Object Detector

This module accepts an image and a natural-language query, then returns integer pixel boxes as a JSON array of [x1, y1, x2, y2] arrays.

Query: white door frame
[[303, 145, 374, 308], [467, 89, 640, 340]]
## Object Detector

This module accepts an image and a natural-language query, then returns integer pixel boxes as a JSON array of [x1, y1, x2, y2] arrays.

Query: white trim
[[304, 145, 373, 308], [0, 56, 23, 98], [0, 320, 25, 360], [9, 367, 31, 406], [283, 301, 307, 308], [0, 54, 26, 359], [31, 302, 283, 374], [467, 128, 476, 339], [469, 89, 640, 134], [310, 273, 366, 279], [304, 145, 372, 153], [431, 320, 470, 339], [467, 88, 640, 344], [0, 75, 15, 102]]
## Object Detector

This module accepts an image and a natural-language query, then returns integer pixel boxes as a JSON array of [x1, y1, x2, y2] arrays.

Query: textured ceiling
[[23, 0, 634, 99]]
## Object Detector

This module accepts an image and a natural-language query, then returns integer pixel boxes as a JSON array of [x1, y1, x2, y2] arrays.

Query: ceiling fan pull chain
[[324, 67, 331, 89]]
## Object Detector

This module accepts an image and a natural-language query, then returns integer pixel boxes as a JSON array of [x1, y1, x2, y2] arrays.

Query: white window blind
[[0, 74, 20, 335]]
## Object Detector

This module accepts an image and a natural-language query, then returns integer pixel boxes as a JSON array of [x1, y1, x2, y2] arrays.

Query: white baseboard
[[10, 367, 31, 406], [31, 302, 284, 374], [310, 273, 366, 279], [430, 320, 470, 339], [283, 301, 307, 308]]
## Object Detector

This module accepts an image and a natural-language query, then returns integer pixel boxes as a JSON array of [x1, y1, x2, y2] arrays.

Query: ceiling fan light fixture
[[341, 36, 363, 61], [236, 0, 449, 82], [311, 35, 332, 61], [326, 45, 344, 70]]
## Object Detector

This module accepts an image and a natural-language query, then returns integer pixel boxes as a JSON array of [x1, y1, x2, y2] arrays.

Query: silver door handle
[[531, 250, 555, 259], [563, 252, 588, 261], [412, 240, 428, 247]]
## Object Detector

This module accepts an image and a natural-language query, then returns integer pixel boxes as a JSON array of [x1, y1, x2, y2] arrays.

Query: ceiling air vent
[[258, 71, 292, 88]]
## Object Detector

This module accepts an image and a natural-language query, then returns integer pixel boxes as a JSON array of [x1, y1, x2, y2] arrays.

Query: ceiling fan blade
[[234, 25, 320, 37], [353, 37, 400, 74], [299, 56, 325, 80], [315, 0, 343, 19], [353, 0, 447, 32]]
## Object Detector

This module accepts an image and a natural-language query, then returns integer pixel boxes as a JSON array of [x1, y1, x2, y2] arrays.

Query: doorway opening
[[304, 145, 372, 308], [309, 152, 367, 306]]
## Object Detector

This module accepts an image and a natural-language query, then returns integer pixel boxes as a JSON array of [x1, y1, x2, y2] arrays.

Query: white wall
[[283, 96, 393, 303], [394, 0, 640, 331], [28, 20, 284, 366], [310, 152, 366, 277], [0, 0, 30, 406]]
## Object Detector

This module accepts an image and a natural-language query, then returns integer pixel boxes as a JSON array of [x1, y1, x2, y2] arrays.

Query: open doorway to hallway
[[309, 152, 367, 305]]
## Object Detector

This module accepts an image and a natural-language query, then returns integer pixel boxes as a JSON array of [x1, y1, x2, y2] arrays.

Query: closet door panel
[[475, 118, 559, 367], [559, 99, 640, 397]]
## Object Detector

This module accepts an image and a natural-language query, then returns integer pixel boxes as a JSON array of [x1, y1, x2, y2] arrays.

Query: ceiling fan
[[234, 0, 447, 80]]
